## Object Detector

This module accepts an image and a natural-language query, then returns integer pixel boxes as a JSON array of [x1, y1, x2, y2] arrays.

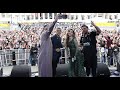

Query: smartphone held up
[[58, 14, 67, 19]]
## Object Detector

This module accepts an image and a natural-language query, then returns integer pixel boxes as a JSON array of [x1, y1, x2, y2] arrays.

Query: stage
[[0, 65, 119, 77]]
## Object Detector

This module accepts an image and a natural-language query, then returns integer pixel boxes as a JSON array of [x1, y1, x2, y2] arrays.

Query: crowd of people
[[1, 22, 119, 50], [0, 14, 120, 77], [0, 22, 82, 50], [0, 28, 39, 50]]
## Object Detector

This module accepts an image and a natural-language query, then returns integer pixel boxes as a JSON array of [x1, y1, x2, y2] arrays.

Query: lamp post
[[10, 14, 12, 24], [10, 14, 13, 30]]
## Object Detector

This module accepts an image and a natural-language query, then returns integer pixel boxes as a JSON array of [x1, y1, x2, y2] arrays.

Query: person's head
[[66, 28, 75, 47], [56, 28, 62, 36], [81, 24, 88, 34], [40, 24, 49, 35], [107, 36, 110, 39], [43, 24, 49, 31], [114, 43, 117, 47], [67, 28, 75, 37], [31, 43, 35, 47], [115, 37, 117, 39], [35, 43, 37, 47]]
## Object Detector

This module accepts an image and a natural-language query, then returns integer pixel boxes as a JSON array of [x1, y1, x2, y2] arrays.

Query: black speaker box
[[10, 65, 31, 77], [117, 62, 120, 72], [96, 63, 110, 77], [56, 64, 69, 77]]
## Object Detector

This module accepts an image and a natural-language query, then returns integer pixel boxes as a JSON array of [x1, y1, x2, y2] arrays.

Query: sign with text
[[95, 22, 116, 27], [0, 24, 10, 30]]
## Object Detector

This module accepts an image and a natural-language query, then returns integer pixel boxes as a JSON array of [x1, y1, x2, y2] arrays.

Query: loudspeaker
[[0, 68, 3, 77], [56, 64, 69, 77], [117, 62, 120, 72], [10, 65, 31, 77], [96, 63, 110, 77]]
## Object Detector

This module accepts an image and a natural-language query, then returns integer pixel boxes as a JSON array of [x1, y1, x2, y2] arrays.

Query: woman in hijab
[[38, 14, 60, 77]]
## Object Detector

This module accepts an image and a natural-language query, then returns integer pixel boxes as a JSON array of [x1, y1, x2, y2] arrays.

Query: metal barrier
[[0, 49, 30, 67], [60, 47, 120, 66], [60, 47, 68, 64], [0, 50, 6, 67], [0, 47, 120, 67], [97, 47, 101, 63], [60, 47, 103, 64]]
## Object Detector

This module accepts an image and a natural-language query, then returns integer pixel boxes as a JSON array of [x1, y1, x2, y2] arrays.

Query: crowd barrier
[[0, 49, 30, 67], [60, 47, 120, 66], [0, 47, 120, 67]]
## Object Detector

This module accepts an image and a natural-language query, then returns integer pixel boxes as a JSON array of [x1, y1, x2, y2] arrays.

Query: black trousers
[[84, 55, 97, 77], [86, 67, 96, 77], [52, 60, 59, 77], [12, 60, 16, 66]]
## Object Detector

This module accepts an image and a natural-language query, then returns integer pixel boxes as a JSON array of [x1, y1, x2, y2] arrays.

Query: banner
[[0, 24, 10, 27], [0, 24, 10, 30], [95, 22, 116, 27]]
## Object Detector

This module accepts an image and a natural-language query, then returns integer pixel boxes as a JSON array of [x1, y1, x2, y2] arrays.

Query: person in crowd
[[113, 43, 119, 67], [107, 46, 114, 66], [105, 36, 113, 49], [100, 44, 108, 64], [51, 28, 63, 77], [30, 44, 38, 66], [12, 50, 16, 66], [65, 28, 86, 77], [80, 21, 101, 77], [104, 36, 113, 66]]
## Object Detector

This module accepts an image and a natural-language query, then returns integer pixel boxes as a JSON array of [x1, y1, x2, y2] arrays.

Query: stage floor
[[0, 65, 119, 77], [1, 65, 38, 76]]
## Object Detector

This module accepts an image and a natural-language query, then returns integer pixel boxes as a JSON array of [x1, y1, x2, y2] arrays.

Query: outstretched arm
[[91, 21, 101, 35], [46, 14, 60, 37]]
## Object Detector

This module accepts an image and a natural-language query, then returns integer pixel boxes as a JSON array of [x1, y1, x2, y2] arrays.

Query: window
[[88, 15, 90, 19], [114, 15, 117, 19], [93, 13, 97, 17], [71, 15, 74, 20], [67, 15, 70, 19], [109, 15, 112, 20], [54, 13, 57, 19], [105, 15, 108, 19], [22, 15, 25, 20], [5, 14, 9, 18], [8, 15, 12, 18], [40, 13, 43, 19], [98, 13, 103, 17], [35, 13, 38, 19], [81, 15, 85, 20], [31, 15, 34, 20], [27, 15, 30, 20], [76, 15, 78, 20], [49, 13, 52, 19], [1, 13, 5, 18], [45, 13, 48, 19]]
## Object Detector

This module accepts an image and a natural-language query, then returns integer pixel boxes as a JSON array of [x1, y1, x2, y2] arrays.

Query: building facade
[[0, 13, 120, 23]]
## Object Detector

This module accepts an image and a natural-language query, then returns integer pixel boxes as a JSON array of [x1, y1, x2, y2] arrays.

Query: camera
[[59, 14, 67, 19]]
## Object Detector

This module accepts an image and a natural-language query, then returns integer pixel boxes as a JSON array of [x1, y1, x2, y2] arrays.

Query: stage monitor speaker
[[117, 62, 120, 72], [96, 63, 110, 77], [56, 64, 69, 77], [0, 68, 3, 77], [10, 65, 31, 77]]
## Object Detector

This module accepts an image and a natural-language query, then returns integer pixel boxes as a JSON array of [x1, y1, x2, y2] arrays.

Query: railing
[[0, 49, 30, 67], [0, 47, 120, 67], [60, 47, 120, 65]]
